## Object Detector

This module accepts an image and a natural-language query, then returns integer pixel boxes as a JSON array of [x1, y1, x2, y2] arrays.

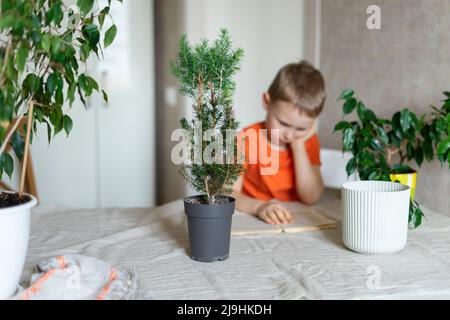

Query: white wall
[[183, 0, 305, 128], [11, 0, 156, 208]]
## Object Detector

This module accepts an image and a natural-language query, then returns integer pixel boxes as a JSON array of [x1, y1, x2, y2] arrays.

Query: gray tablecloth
[[23, 190, 450, 299]]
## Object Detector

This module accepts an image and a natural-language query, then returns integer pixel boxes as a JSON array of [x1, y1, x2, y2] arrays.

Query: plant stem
[[197, 75, 203, 112], [19, 101, 34, 197], [204, 176, 212, 204]]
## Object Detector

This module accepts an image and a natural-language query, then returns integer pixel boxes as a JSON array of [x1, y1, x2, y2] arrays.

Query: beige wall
[[154, 0, 187, 205], [319, 0, 450, 214]]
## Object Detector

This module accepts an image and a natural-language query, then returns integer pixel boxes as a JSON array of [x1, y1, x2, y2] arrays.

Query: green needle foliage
[[334, 89, 450, 228], [170, 29, 245, 205], [0, 0, 121, 180]]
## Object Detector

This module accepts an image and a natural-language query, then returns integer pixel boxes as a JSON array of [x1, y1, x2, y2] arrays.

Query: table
[[23, 190, 450, 299]]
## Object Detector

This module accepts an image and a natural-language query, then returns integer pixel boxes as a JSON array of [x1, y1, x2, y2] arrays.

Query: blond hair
[[268, 60, 326, 117]]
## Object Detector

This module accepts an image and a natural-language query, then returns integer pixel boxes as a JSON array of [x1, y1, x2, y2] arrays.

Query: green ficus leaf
[[368, 170, 382, 181], [16, 47, 28, 72], [400, 109, 412, 132], [376, 127, 389, 144], [102, 90, 109, 104], [364, 109, 377, 122], [51, 3, 63, 26], [80, 43, 91, 62], [0, 15, 15, 29], [22, 74, 41, 95], [414, 208, 423, 228], [415, 146, 424, 167], [406, 142, 415, 159], [346, 157, 357, 177], [41, 34, 51, 52], [334, 121, 351, 132], [370, 138, 384, 152], [77, 0, 95, 16], [78, 74, 93, 96], [63, 115, 73, 137], [86, 76, 99, 91], [444, 101, 450, 112], [34, 107, 44, 123], [82, 24, 100, 48], [46, 73, 58, 94], [356, 102, 367, 122], [436, 118, 446, 133], [67, 82, 77, 106], [6, 56, 18, 81], [423, 139, 434, 161], [338, 89, 354, 101], [51, 36, 62, 55], [12, 131, 25, 161], [49, 110, 62, 132], [447, 151, 450, 168], [437, 137, 450, 156], [45, 120, 52, 145], [343, 127, 355, 151], [343, 98, 357, 115], [410, 203, 424, 229], [104, 24, 117, 48], [0, 153, 14, 180], [55, 87, 64, 105]]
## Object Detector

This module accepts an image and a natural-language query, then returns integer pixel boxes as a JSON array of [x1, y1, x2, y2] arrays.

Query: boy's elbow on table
[[298, 186, 324, 205]]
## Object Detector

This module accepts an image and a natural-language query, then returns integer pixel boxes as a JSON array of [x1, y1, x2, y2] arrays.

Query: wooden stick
[[231, 223, 337, 236], [0, 115, 24, 156], [19, 101, 34, 197]]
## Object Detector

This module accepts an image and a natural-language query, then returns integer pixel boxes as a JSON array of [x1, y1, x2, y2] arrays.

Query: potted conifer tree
[[0, 0, 120, 299], [170, 29, 245, 262]]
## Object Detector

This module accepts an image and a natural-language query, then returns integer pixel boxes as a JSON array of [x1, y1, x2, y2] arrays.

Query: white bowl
[[0, 193, 37, 299], [341, 181, 411, 254]]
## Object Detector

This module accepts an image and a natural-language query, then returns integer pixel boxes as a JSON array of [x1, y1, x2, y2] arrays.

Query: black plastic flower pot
[[183, 195, 235, 263]]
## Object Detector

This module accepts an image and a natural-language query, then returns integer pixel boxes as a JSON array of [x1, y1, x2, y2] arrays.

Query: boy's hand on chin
[[290, 121, 317, 150], [256, 201, 293, 225]]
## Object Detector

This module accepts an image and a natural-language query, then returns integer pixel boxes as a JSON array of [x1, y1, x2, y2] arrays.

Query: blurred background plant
[[0, 0, 120, 196], [334, 89, 450, 228]]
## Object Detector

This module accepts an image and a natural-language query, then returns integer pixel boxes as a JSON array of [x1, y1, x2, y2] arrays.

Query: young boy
[[232, 60, 326, 225]]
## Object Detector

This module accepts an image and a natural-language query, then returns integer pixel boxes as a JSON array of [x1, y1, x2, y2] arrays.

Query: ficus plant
[[334, 89, 450, 228], [170, 28, 245, 205], [0, 0, 120, 198]]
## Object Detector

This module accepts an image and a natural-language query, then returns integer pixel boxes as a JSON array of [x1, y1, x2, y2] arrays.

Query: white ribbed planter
[[0, 193, 37, 299], [342, 181, 411, 254]]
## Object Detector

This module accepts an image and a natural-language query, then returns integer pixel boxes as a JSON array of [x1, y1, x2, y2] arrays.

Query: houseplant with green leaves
[[334, 89, 450, 228], [0, 0, 120, 299], [170, 28, 245, 262]]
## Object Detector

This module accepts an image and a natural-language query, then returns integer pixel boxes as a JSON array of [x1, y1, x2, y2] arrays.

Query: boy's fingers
[[273, 205, 292, 223], [259, 210, 275, 225], [282, 208, 293, 223], [279, 207, 293, 223], [273, 208, 288, 224], [264, 213, 276, 225], [267, 210, 281, 225]]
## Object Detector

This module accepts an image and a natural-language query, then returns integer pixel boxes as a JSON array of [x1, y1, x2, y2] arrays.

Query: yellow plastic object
[[390, 172, 417, 200]]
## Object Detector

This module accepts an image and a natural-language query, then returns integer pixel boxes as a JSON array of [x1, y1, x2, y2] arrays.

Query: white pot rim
[[0, 191, 38, 215], [342, 180, 410, 194]]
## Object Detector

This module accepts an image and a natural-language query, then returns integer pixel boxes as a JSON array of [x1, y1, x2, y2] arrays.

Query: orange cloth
[[240, 122, 321, 202]]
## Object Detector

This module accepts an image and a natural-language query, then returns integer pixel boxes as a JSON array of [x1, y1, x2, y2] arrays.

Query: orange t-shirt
[[240, 122, 321, 202]]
